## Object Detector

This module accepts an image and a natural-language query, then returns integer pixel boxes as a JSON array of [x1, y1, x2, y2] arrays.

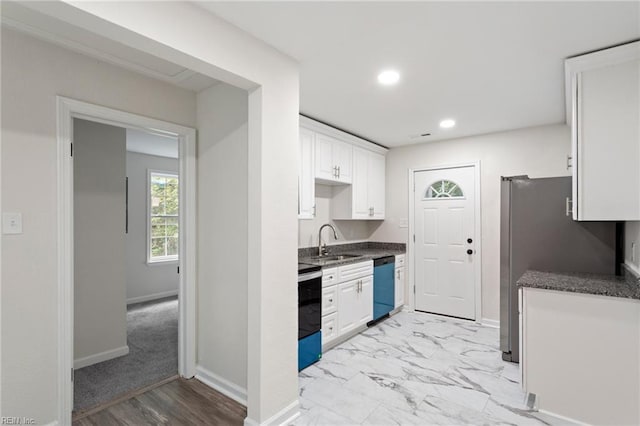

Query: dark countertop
[[517, 270, 640, 300], [298, 242, 405, 268]]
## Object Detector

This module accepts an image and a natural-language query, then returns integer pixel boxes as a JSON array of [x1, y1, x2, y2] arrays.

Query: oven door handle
[[298, 271, 323, 282]]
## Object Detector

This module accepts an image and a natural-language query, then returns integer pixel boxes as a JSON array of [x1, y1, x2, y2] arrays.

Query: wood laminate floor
[[73, 378, 246, 426]]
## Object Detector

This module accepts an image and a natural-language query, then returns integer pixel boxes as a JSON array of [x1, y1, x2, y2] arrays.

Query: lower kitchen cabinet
[[394, 265, 405, 309], [320, 260, 373, 349], [394, 254, 405, 309], [321, 312, 338, 346], [337, 276, 373, 336], [520, 287, 640, 425]]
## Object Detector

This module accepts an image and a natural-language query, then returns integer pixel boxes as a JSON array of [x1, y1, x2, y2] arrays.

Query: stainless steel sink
[[309, 254, 362, 262]]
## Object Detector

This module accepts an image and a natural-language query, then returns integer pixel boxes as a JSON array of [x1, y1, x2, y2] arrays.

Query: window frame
[[147, 169, 180, 264], [423, 179, 465, 200]]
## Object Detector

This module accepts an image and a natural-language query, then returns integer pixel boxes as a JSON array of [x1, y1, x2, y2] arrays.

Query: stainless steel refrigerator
[[500, 176, 617, 363]]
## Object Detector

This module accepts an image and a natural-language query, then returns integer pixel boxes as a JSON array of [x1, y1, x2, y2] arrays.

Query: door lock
[[466, 249, 473, 255], [467, 238, 473, 244]]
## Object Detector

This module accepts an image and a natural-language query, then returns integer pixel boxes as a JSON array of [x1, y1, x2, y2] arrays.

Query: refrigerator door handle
[[566, 197, 573, 217]]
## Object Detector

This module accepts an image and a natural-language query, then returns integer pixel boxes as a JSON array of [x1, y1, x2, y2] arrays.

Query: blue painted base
[[298, 331, 322, 371]]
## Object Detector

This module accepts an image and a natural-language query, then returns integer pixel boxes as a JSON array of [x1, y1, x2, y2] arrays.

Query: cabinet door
[[357, 276, 374, 328], [394, 267, 405, 309], [574, 58, 640, 220], [351, 147, 370, 218], [367, 151, 386, 219], [315, 133, 335, 181], [322, 312, 338, 347], [298, 127, 316, 219], [337, 280, 359, 336], [333, 139, 352, 184], [322, 285, 338, 316]]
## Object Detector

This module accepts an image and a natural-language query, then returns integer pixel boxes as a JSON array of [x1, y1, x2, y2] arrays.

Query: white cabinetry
[[321, 260, 373, 348], [566, 41, 640, 220], [298, 127, 316, 219], [314, 133, 352, 184], [332, 148, 386, 220], [394, 254, 405, 309], [520, 287, 640, 425], [337, 276, 373, 336]]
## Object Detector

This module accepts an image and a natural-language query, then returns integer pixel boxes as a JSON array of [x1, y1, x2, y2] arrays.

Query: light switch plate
[[3, 212, 23, 234]]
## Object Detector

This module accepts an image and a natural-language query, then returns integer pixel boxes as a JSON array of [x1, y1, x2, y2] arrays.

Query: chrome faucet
[[318, 223, 338, 256]]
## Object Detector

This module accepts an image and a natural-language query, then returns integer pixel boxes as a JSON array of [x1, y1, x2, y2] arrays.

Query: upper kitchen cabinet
[[315, 133, 352, 184], [298, 126, 316, 219], [299, 115, 388, 220], [566, 41, 640, 221], [332, 147, 386, 220]]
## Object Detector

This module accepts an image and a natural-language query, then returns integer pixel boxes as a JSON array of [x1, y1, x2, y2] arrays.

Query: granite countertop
[[299, 242, 405, 268], [517, 270, 640, 300]]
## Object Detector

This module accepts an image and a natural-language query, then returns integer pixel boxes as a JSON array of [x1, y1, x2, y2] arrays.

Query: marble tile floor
[[294, 311, 571, 426]]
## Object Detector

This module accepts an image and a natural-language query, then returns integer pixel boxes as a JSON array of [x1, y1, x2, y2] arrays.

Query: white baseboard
[[74, 345, 129, 369], [126, 289, 178, 305], [624, 260, 640, 278], [480, 318, 500, 329], [537, 408, 589, 426], [195, 365, 247, 406], [244, 399, 300, 426]]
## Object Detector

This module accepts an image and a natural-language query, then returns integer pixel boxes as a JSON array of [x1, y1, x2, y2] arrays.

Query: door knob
[[467, 238, 473, 244], [466, 249, 473, 255]]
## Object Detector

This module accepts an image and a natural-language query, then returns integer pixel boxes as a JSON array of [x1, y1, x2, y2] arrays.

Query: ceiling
[[127, 129, 179, 159], [1, 1, 220, 92], [198, 1, 639, 147]]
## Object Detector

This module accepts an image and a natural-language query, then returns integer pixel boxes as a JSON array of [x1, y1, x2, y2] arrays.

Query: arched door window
[[425, 180, 464, 199]]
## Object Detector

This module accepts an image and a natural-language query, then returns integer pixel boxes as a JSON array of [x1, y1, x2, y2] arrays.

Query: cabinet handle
[[337, 166, 341, 178], [329, 298, 333, 303], [397, 270, 400, 279], [369, 207, 374, 216], [313, 204, 316, 217], [333, 166, 337, 178], [566, 155, 573, 170], [566, 197, 573, 217]]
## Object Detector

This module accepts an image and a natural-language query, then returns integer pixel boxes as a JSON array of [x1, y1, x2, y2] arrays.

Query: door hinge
[[71, 368, 74, 382], [413, 234, 415, 242], [413, 286, 416, 294]]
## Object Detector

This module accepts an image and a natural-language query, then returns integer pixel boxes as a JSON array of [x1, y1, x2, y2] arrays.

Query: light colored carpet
[[73, 296, 178, 411]]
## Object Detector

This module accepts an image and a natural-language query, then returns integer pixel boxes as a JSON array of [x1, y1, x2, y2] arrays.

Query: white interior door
[[414, 166, 476, 319]]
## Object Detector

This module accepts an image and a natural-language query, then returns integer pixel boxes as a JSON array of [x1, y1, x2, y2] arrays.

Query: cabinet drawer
[[322, 267, 338, 287], [338, 260, 373, 282], [322, 285, 338, 316], [322, 312, 338, 346], [395, 254, 405, 268]]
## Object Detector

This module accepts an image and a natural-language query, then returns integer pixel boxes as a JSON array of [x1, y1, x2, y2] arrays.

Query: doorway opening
[[57, 97, 196, 423], [71, 119, 183, 413], [409, 163, 482, 321]]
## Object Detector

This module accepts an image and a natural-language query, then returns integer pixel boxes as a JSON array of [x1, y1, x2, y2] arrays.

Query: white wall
[[4, 1, 300, 423], [74, 119, 127, 364], [126, 151, 179, 304], [625, 222, 640, 275], [196, 82, 249, 396], [1, 28, 196, 423], [371, 124, 572, 321], [298, 184, 376, 248]]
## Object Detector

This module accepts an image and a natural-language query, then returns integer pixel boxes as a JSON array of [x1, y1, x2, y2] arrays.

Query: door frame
[[408, 161, 482, 322], [56, 96, 197, 424]]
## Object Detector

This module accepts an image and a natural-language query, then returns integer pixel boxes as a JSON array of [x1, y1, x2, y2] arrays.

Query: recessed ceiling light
[[377, 70, 400, 85], [439, 119, 456, 129]]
